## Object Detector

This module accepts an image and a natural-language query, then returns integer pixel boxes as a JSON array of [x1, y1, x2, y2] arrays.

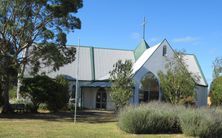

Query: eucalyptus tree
[[0, 0, 83, 113]]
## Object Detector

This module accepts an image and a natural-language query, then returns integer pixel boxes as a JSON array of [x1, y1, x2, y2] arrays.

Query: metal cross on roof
[[142, 17, 147, 40]]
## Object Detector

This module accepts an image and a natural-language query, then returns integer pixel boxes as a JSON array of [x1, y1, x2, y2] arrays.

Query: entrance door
[[96, 88, 107, 109]]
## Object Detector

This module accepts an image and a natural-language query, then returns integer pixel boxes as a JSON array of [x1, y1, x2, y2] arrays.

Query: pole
[[74, 38, 80, 123]]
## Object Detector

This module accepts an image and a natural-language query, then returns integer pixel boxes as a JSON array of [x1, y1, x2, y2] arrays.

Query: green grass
[[0, 111, 187, 138]]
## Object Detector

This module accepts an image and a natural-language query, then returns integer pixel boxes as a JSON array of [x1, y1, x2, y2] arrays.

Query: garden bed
[[118, 102, 222, 137]]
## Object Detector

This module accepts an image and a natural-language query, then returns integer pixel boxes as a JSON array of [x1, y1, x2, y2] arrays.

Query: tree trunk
[[17, 47, 28, 100], [16, 75, 22, 99], [1, 76, 13, 113]]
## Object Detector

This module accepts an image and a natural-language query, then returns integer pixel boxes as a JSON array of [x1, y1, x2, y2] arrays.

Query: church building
[[25, 39, 208, 110]]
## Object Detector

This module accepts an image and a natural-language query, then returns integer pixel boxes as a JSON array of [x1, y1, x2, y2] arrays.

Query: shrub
[[10, 98, 35, 112], [118, 102, 222, 137], [0, 83, 3, 106], [210, 76, 222, 106], [38, 103, 48, 111], [0, 96, 3, 106], [9, 86, 17, 99], [67, 100, 75, 111], [118, 102, 181, 134], [50, 75, 69, 111], [109, 60, 134, 111], [0, 93, 3, 107], [20, 75, 69, 112], [179, 108, 222, 137]]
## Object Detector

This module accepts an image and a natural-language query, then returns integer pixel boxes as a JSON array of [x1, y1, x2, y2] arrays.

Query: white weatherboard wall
[[133, 39, 208, 106], [82, 88, 115, 110], [182, 54, 208, 106], [82, 88, 96, 109], [133, 40, 175, 104]]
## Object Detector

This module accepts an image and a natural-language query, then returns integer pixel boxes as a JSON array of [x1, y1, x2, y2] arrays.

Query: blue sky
[[66, 0, 222, 85]]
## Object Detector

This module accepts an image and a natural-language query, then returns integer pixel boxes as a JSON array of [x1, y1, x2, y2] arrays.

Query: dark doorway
[[96, 88, 107, 109]]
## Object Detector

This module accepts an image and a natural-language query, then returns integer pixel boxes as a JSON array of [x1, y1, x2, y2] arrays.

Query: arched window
[[139, 72, 159, 103], [163, 45, 167, 56]]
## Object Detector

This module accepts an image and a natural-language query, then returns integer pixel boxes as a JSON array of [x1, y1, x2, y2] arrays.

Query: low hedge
[[118, 102, 222, 137], [179, 108, 222, 138], [118, 102, 181, 134]]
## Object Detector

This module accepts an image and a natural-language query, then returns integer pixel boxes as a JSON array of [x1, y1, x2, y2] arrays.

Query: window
[[139, 72, 159, 103], [163, 45, 167, 56]]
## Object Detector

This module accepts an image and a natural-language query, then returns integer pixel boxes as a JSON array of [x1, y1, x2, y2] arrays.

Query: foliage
[[119, 102, 222, 137], [118, 102, 182, 134], [0, 50, 18, 112], [179, 108, 222, 137], [0, 0, 82, 113], [210, 76, 222, 106], [9, 86, 17, 99], [48, 75, 69, 111], [109, 60, 134, 110], [0, 83, 3, 106], [0, 82, 2, 106], [10, 98, 35, 112], [158, 52, 197, 104], [20, 75, 69, 112], [213, 57, 222, 79], [38, 103, 48, 111]]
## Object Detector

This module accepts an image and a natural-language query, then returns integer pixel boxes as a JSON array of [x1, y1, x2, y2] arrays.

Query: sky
[[66, 0, 222, 85]]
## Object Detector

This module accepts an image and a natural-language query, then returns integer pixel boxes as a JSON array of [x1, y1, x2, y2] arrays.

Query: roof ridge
[[66, 45, 133, 51]]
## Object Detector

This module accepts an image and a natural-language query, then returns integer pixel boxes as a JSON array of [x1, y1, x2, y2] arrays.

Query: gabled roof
[[134, 39, 150, 61], [93, 47, 135, 80], [25, 46, 135, 81], [132, 42, 161, 74], [131, 39, 208, 87], [24, 40, 207, 88], [182, 54, 208, 87]]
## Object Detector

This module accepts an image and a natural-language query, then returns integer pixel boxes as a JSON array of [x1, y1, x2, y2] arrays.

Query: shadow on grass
[[0, 110, 117, 123]]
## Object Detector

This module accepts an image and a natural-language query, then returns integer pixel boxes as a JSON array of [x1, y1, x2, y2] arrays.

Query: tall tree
[[213, 57, 222, 79], [109, 60, 134, 111], [158, 52, 198, 104], [0, 0, 83, 113], [210, 76, 222, 106]]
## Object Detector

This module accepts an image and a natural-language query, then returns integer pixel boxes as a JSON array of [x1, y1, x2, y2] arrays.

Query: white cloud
[[172, 36, 199, 44]]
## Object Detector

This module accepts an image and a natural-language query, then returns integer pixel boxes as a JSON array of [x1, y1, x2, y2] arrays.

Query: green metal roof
[[134, 39, 150, 60]]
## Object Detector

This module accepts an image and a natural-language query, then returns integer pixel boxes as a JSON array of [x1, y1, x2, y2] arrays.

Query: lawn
[[0, 110, 186, 138]]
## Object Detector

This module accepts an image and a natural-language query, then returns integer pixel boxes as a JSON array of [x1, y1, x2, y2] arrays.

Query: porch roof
[[81, 81, 111, 88]]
